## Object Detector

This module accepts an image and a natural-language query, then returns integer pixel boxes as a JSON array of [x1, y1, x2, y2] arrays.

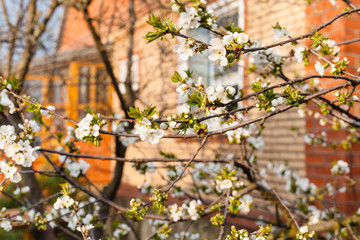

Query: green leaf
[[128, 107, 141, 119]]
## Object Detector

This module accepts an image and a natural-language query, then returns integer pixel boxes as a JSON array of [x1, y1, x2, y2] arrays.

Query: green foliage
[[159, 151, 177, 159], [126, 199, 148, 221], [310, 31, 326, 48], [150, 189, 168, 213], [224, 24, 243, 33], [144, 14, 178, 43], [228, 196, 241, 214], [156, 224, 172, 238], [283, 86, 304, 106], [210, 213, 224, 225], [226, 226, 249, 240], [128, 106, 157, 120], [0, 77, 22, 91]]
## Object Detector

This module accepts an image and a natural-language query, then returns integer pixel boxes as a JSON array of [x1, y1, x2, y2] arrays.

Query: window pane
[[96, 67, 107, 105], [23, 80, 43, 102], [188, 28, 211, 85], [48, 81, 63, 104], [78, 66, 90, 104]]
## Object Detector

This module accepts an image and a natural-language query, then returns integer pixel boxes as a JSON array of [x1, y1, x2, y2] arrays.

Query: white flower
[[223, 32, 249, 45], [273, 28, 289, 41], [91, 124, 100, 137], [171, 0, 180, 12], [239, 195, 253, 214], [77, 224, 94, 233], [185, 200, 202, 220], [54, 195, 75, 209], [269, 48, 282, 64], [137, 125, 163, 144], [206, 86, 217, 102], [174, 38, 195, 60], [294, 46, 306, 62], [0, 220, 12, 232], [46, 214, 56, 228], [10, 172, 21, 183], [271, 96, 284, 107], [248, 136, 265, 152], [226, 86, 236, 96], [297, 109, 306, 118], [178, 7, 200, 30], [253, 52, 269, 68], [315, 61, 325, 75], [329, 0, 337, 6], [113, 224, 131, 238], [234, 32, 249, 45], [0, 90, 16, 114], [75, 114, 101, 140], [216, 179, 232, 192], [331, 160, 350, 176], [169, 204, 184, 222], [299, 225, 309, 234], [1, 163, 17, 179], [208, 38, 228, 66], [296, 177, 310, 192], [40, 105, 55, 118]]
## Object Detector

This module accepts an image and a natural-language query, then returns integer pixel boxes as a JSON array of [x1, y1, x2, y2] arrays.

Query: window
[[118, 55, 139, 94], [48, 80, 64, 105], [23, 79, 43, 103], [177, 0, 245, 124], [69, 62, 110, 120], [78, 66, 91, 105], [95, 67, 107, 106]]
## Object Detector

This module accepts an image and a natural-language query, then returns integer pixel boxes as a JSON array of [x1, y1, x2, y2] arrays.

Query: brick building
[[27, 0, 360, 224]]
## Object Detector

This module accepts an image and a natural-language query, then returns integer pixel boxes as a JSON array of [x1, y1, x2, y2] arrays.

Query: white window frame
[[119, 54, 140, 94]]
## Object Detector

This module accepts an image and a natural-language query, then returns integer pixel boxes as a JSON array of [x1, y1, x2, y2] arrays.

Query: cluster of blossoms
[[111, 114, 137, 146], [178, 7, 201, 30], [248, 136, 265, 152], [331, 160, 350, 176], [54, 195, 77, 210], [75, 114, 101, 139], [246, 41, 283, 70], [62, 126, 76, 145], [0, 90, 16, 114], [112, 223, 131, 239], [294, 46, 308, 63], [0, 123, 41, 183], [175, 0, 217, 31], [314, 61, 325, 75], [270, 163, 317, 195], [168, 199, 203, 222], [174, 38, 196, 60], [296, 225, 315, 240], [166, 164, 185, 180], [135, 118, 163, 144], [13, 186, 30, 195], [0, 220, 12, 232], [65, 159, 90, 178], [208, 32, 249, 66], [225, 123, 254, 143], [216, 178, 233, 192], [40, 105, 55, 118], [206, 85, 236, 104], [273, 25, 289, 41], [304, 131, 327, 147], [50, 197, 99, 231], [237, 194, 254, 215]]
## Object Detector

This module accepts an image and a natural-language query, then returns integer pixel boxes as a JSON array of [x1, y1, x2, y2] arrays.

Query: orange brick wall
[[306, 0, 360, 214]]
